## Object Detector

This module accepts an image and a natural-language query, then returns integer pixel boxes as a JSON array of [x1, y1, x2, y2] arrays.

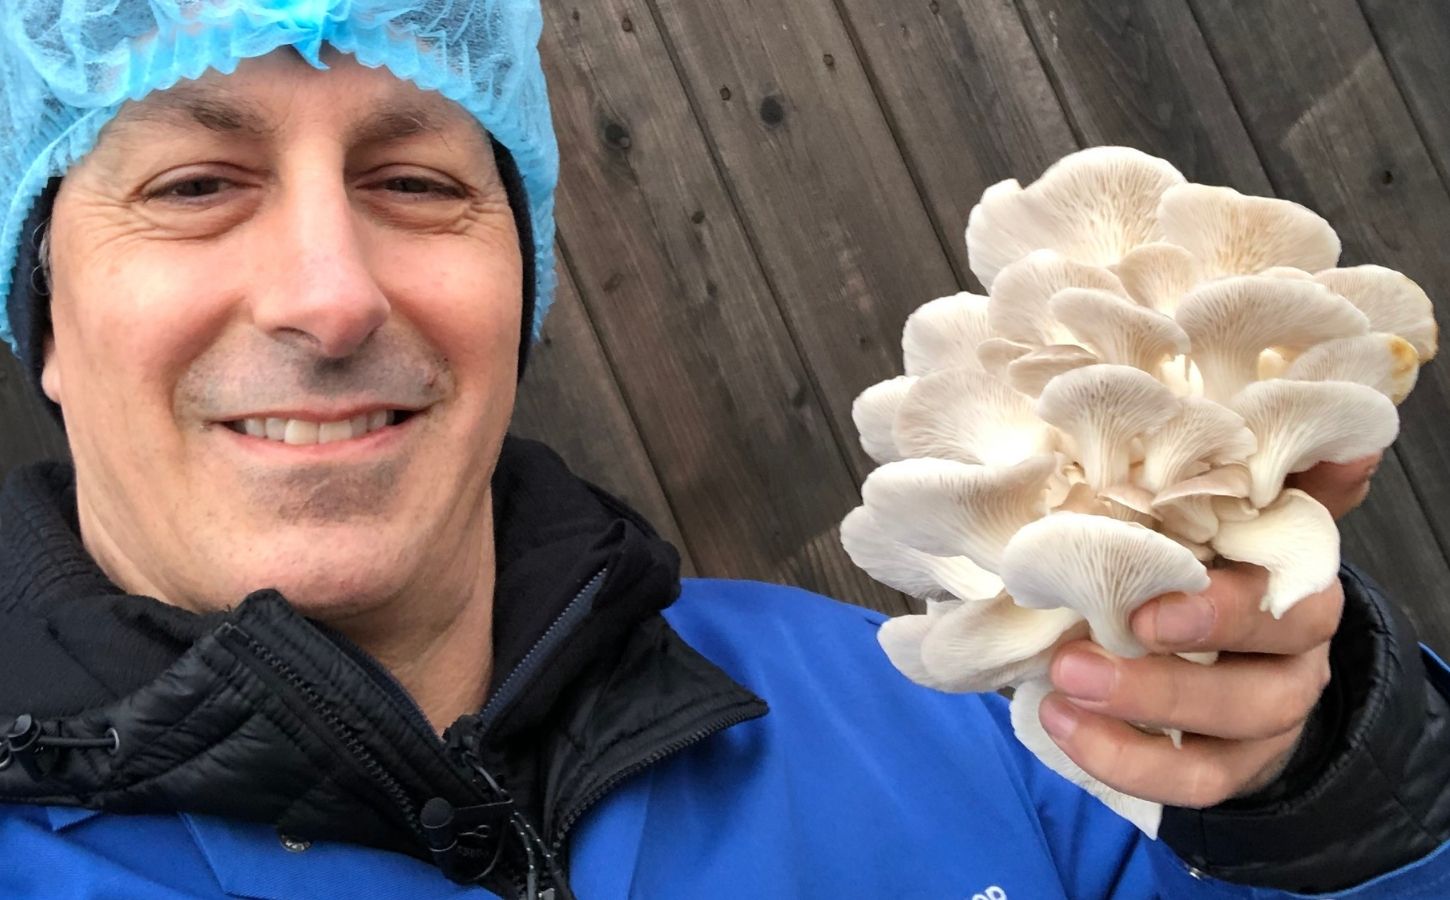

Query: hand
[[1036, 453, 1381, 808]]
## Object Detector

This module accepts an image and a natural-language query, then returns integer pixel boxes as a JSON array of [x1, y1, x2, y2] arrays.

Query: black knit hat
[[3, 140, 537, 415]]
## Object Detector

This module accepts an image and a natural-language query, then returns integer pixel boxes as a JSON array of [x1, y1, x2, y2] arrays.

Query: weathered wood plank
[[511, 261, 696, 576], [0, 350, 66, 478], [1358, 1, 1450, 227], [830, 0, 1077, 285], [644, 0, 963, 476], [1014, 0, 1450, 650], [541, 2, 907, 613], [1015, 0, 1268, 192]]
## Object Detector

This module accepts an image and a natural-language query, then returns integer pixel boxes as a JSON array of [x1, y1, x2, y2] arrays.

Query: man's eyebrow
[[113, 84, 274, 136], [346, 102, 462, 147]]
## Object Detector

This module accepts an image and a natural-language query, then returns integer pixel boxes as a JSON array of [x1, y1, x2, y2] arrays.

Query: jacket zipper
[[476, 569, 608, 733], [218, 628, 428, 846], [548, 702, 765, 853]]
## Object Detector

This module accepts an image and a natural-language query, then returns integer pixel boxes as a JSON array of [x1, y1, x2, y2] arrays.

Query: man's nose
[[249, 178, 390, 359]]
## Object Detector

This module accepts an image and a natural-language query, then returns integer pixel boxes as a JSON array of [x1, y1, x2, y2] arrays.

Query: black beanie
[[3, 139, 537, 413]]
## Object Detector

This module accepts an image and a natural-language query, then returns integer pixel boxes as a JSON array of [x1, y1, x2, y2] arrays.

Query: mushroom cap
[[878, 606, 960, 691], [1112, 241, 1204, 315], [966, 147, 1186, 288], [902, 292, 993, 376], [1175, 275, 1370, 403], [1006, 344, 1101, 396], [895, 367, 1058, 466], [1231, 379, 1401, 507], [1050, 287, 1190, 373], [977, 337, 1036, 375], [1285, 332, 1420, 405], [917, 597, 1088, 693], [1314, 265, 1439, 362], [1010, 678, 1164, 837], [851, 375, 917, 464], [987, 250, 1130, 346], [1151, 465, 1253, 545], [861, 456, 1056, 573], [1138, 397, 1257, 493], [1036, 364, 1182, 491], [1000, 511, 1211, 658], [1157, 183, 1342, 277], [840, 507, 1005, 602], [1212, 489, 1340, 618]]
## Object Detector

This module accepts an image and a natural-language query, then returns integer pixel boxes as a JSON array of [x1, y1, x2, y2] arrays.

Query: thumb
[[1286, 453, 1382, 520]]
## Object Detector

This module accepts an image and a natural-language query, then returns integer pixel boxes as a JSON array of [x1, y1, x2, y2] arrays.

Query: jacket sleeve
[[991, 563, 1450, 898], [1151, 562, 1450, 895]]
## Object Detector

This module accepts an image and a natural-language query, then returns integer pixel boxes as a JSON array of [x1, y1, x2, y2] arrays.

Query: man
[[0, 2, 1446, 898]]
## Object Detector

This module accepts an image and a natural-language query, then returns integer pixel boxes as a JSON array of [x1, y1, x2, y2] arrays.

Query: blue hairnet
[[0, 0, 560, 353]]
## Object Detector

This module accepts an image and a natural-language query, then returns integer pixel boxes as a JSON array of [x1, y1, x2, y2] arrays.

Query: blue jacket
[[5, 577, 1450, 899]]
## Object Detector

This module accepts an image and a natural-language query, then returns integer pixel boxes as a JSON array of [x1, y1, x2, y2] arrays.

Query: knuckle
[[1182, 762, 1234, 808]]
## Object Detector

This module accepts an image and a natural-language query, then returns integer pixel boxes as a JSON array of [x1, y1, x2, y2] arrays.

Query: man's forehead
[[104, 61, 481, 146]]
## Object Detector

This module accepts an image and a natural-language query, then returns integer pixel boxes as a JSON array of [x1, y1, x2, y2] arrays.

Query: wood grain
[[511, 260, 696, 576], [831, 0, 1077, 285], [541, 1, 907, 613], [645, 0, 963, 478]]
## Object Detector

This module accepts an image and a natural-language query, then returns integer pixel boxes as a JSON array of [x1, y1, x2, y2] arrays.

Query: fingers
[[1130, 563, 1343, 656], [1287, 452, 1381, 520], [1038, 693, 1303, 807], [1050, 639, 1331, 741]]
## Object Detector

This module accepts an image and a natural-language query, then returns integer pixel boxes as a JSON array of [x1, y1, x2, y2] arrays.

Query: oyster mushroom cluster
[[842, 146, 1439, 836]]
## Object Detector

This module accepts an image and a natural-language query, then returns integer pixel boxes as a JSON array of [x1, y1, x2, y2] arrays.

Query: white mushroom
[[902, 292, 993, 376], [1010, 678, 1165, 837], [1284, 333, 1420, 405], [1151, 465, 1253, 545], [1157, 183, 1342, 277], [1258, 348, 1293, 380], [1212, 489, 1340, 618], [977, 337, 1036, 376], [895, 368, 1058, 466], [1112, 242, 1204, 315], [861, 456, 1056, 573], [1036, 365, 1181, 492], [918, 597, 1088, 693], [1001, 512, 1211, 659], [1260, 266, 1316, 282], [966, 147, 1186, 288], [1175, 275, 1370, 403], [987, 250, 1130, 346], [1006, 344, 1100, 396], [1138, 397, 1257, 494], [851, 376, 917, 464], [1231, 380, 1400, 507], [1314, 265, 1439, 362], [1050, 287, 1190, 373], [840, 507, 1005, 602], [877, 601, 963, 691]]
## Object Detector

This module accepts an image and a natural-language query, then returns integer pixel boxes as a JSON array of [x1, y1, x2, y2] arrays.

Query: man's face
[[41, 51, 523, 616]]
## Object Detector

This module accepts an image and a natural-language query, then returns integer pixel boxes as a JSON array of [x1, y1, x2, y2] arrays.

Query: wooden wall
[[4, 0, 1450, 651]]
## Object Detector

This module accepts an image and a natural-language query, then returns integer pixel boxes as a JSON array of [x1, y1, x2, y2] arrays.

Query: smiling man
[[2, 3, 1450, 900]]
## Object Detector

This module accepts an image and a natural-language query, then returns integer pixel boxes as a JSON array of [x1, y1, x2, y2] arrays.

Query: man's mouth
[[221, 410, 419, 445]]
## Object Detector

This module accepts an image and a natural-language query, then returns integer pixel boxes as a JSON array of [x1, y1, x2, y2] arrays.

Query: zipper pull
[[421, 796, 514, 884]]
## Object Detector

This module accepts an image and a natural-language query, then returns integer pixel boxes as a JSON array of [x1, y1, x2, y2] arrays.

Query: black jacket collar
[[0, 436, 767, 898]]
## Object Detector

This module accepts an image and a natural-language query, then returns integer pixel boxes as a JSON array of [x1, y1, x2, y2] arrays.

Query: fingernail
[[1039, 694, 1079, 740], [1054, 650, 1115, 701], [1154, 593, 1214, 646]]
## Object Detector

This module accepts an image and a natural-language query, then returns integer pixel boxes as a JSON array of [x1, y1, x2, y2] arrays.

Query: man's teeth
[[236, 410, 397, 444]]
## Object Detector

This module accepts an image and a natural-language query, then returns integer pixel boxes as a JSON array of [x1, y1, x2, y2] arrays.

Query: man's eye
[[382, 176, 464, 198], [156, 178, 229, 200]]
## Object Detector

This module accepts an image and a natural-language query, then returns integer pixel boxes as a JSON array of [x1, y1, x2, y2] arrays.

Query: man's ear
[[39, 335, 62, 407]]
